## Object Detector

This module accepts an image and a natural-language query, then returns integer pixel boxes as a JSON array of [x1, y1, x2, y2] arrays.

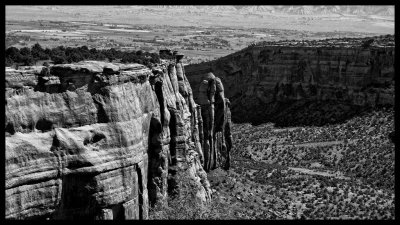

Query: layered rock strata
[[186, 38, 394, 125], [5, 60, 214, 220]]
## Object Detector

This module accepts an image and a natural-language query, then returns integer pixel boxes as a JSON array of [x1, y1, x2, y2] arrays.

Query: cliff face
[[5, 60, 212, 219], [186, 43, 394, 125]]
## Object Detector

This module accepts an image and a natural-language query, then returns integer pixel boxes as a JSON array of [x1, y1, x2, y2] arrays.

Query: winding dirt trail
[[288, 167, 350, 180]]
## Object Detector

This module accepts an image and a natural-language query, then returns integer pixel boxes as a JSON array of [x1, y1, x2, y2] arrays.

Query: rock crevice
[[5, 59, 231, 219]]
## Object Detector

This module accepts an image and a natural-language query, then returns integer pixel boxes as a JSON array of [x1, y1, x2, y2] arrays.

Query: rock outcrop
[[197, 72, 233, 172], [185, 36, 394, 126], [5, 59, 220, 219]]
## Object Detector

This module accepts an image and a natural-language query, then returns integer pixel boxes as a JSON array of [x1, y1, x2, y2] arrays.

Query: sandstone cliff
[[5, 60, 217, 219], [186, 37, 394, 125]]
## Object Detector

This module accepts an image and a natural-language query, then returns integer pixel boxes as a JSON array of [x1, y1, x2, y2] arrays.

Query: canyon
[[185, 35, 394, 126], [5, 59, 231, 219], [4, 34, 395, 220]]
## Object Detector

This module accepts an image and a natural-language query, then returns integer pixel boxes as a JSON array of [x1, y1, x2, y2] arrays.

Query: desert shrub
[[148, 169, 205, 220], [5, 45, 161, 68], [5, 57, 14, 67], [31, 43, 49, 60], [148, 169, 236, 220]]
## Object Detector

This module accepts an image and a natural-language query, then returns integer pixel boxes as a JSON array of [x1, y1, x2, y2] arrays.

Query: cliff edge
[[5, 58, 230, 219], [186, 36, 394, 126]]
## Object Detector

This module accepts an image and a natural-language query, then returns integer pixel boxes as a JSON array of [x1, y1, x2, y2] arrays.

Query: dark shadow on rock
[[233, 100, 390, 128], [147, 116, 163, 207], [5, 122, 15, 135], [35, 118, 53, 132]]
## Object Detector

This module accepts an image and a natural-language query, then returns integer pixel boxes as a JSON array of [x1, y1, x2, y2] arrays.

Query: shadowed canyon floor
[[183, 108, 394, 219]]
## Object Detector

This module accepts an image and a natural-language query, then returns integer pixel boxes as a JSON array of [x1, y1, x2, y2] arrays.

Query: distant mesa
[[185, 35, 394, 126]]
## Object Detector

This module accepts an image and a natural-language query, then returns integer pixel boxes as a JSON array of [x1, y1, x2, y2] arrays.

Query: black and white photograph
[[5, 5, 395, 220]]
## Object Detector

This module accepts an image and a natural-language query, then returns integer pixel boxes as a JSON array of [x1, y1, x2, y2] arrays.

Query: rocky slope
[[185, 36, 394, 126], [5, 59, 230, 219], [148, 107, 394, 219]]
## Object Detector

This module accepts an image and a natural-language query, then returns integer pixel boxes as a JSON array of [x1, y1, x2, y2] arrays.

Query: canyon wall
[[186, 43, 394, 125], [5, 60, 213, 219]]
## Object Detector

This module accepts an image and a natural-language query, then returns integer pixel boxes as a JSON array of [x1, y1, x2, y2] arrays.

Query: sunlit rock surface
[[5, 60, 214, 219]]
